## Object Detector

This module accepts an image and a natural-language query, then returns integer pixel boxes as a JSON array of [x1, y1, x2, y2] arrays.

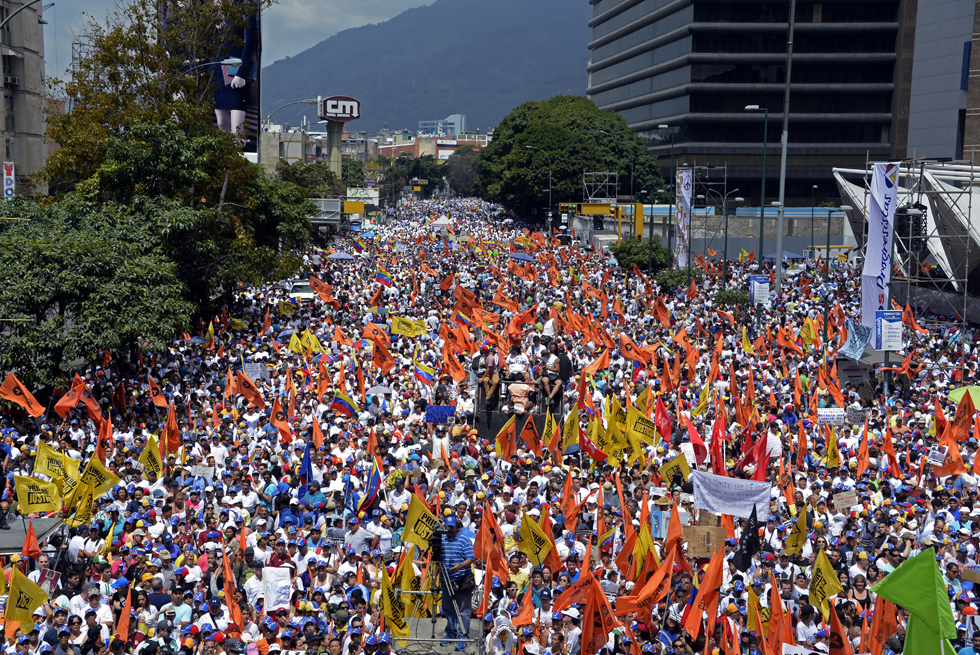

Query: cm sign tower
[[318, 95, 361, 178]]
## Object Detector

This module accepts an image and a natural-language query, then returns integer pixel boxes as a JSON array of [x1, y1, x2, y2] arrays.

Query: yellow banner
[[66, 482, 95, 528], [61, 457, 81, 509], [540, 409, 556, 451], [139, 435, 164, 478], [658, 453, 690, 486], [230, 318, 249, 330], [402, 495, 438, 550], [278, 301, 295, 315], [7, 566, 48, 625], [626, 406, 658, 446], [34, 441, 65, 481], [518, 512, 554, 566], [14, 476, 60, 514], [391, 317, 426, 337], [809, 548, 844, 620], [300, 329, 324, 353], [380, 559, 410, 640], [79, 457, 121, 500], [288, 333, 304, 354], [741, 326, 755, 354], [825, 426, 840, 468], [784, 506, 808, 556], [562, 405, 580, 454]]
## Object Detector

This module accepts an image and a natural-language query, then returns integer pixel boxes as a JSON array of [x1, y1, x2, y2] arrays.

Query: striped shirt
[[442, 531, 474, 579]]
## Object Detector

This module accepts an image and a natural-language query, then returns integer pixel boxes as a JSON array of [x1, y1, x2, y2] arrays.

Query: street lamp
[[658, 124, 675, 261], [822, 205, 853, 362], [525, 145, 552, 224], [600, 130, 634, 201], [722, 195, 746, 289], [745, 106, 768, 265], [163, 58, 243, 99]]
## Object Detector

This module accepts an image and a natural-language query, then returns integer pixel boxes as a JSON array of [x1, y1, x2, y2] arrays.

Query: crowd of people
[[0, 197, 975, 655]]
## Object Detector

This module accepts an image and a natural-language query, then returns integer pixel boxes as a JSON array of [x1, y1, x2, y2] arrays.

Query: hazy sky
[[42, 0, 435, 81]]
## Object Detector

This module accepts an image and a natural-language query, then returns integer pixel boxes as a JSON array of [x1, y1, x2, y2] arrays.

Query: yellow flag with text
[[14, 476, 60, 514], [402, 495, 438, 550], [61, 457, 81, 509], [380, 559, 410, 640], [34, 442, 65, 481], [825, 426, 840, 469], [288, 333, 304, 354], [66, 482, 95, 528], [79, 457, 121, 499], [562, 405, 580, 454], [139, 435, 164, 478], [810, 548, 844, 620], [518, 512, 554, 566], [784, 506, 808, 556], [6, 565, 48, 625], [741, 326, 755, 354]]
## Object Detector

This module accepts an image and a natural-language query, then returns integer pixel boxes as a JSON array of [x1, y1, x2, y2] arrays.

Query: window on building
[[4, 93, 13, 132]]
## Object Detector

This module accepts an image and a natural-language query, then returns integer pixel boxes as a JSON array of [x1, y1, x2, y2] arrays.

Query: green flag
[[870, 547, 957, 654]]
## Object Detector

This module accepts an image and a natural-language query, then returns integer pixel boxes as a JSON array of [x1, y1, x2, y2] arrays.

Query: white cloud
[[42, 0, 434, 81]]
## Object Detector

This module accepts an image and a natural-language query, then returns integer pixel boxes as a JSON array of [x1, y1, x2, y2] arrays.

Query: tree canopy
[[474, 95, 665, 220]]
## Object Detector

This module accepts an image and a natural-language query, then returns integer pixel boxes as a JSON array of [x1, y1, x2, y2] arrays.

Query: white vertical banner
[[263, 566, 293, 614], [861, 162, 900, 330], [673, 168, 692, 269], [3, 161, 13, 201]]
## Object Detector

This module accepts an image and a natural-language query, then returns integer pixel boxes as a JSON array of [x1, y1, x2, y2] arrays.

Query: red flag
[[683, 414, 708, 465]]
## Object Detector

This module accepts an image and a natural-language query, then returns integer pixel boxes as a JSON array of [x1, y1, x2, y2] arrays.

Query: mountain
[[260, 0, 592, 134]]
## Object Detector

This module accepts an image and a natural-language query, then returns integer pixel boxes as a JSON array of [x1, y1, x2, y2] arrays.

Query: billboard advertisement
[[215, 5, 261, 154], [861, 162, 900, 330], [673, 168, 693, 269], [3, 161, 13, 200], [319, 96, 361, 123]]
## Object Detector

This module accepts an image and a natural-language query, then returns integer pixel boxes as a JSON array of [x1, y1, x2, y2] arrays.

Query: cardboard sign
[[699, 512, 722, 527], [659, 453, 691, 487], [189, 466, 215, 479], [834, 490, 858, 509], [928, 447, 949, 467], [425, 405, 456, 423], [817, 407, 844, 426], [682, 525, 727, 558], [962, 566, 980, 584]]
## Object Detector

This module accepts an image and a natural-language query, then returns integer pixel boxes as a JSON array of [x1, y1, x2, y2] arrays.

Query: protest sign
[[189, 466, 215, 479], [35, 569, 60, 597], [834, 490, 858, 510], [817, 407, 844, 426], [650, 511, 667, 539], [691, 470, 771, 519], [845, 407, 869, 425], [243, 362, 269, 381], [682, 526, 726, 558], [264, 566, 293, 613], [658, 453, 690, 487]]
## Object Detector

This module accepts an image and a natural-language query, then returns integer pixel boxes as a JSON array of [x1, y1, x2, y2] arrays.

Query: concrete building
[[587, 0, 900, 206], [418, 113, 466, 136], [376, 134, 488, 159], [906, 0, 973, 159], [1, 0, 46, 190]]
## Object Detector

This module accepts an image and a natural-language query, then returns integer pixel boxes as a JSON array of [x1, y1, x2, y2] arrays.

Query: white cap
[[563, 608, 580, 619]]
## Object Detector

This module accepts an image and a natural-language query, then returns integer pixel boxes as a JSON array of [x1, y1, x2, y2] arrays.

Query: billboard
[[3, 161, 13, 200], [319, 96, 361, 123], [213, 4, 261, 154], [673, 168, 692, 268]]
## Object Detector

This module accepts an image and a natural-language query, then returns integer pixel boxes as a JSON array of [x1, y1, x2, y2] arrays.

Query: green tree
[[275, 160, 347, 198], [609, 237, 672, 275], [447, 145, 479, 196], [342, 157, 366, 189], [0, 198, 195, 386], [378, 154, 444, 204], [474, 96, 665, 220], [41, 0, 270, 191]]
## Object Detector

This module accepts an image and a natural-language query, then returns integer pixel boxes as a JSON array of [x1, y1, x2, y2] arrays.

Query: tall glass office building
[[587, 0, 909, 204]]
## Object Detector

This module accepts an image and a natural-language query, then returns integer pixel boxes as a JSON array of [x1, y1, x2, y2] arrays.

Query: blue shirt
[[443, 531, 474, 580]]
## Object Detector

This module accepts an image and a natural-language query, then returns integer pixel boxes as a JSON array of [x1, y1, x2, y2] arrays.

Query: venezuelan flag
[[454, 311, 472, 327], [599, 527, 616, 551], [353, 238, 366, 253], [376, 266, 393, 287], [414, 360, 436, 386], [330, 392, 360, 418], [356, 458, 382, 512]]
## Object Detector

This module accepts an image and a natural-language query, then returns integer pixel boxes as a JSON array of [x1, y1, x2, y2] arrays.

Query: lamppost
[[163, 58, 243, 99], [822, 205, 853, 363], [810, 184, 818, 257], [657, 124, 675, 260], [695, 187, 741, 288], [600, 130, 634, 201], [525, 145, 552, 224], [744, 106, 768, 265]]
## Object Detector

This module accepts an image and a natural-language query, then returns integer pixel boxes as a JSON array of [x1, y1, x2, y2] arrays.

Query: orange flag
[[22, 522, 41, 560], [682, 546, 724, 637], [221, 536, 245, 631], [0, 373, 43, 418], [619, 333, 648, 363], [868, 595, 898, 655], [828, 600, 854, 655], [116, 580, 134, 641], [236, 372, 266, 409], [519, 415, 542, 458], [582, 348, 610, 376], [269, 398, 291, 443], [951, 390, 977, 442], [615, 546, 675, 616], [857, 419, 870, 477], [372, 340, 397, 375]]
